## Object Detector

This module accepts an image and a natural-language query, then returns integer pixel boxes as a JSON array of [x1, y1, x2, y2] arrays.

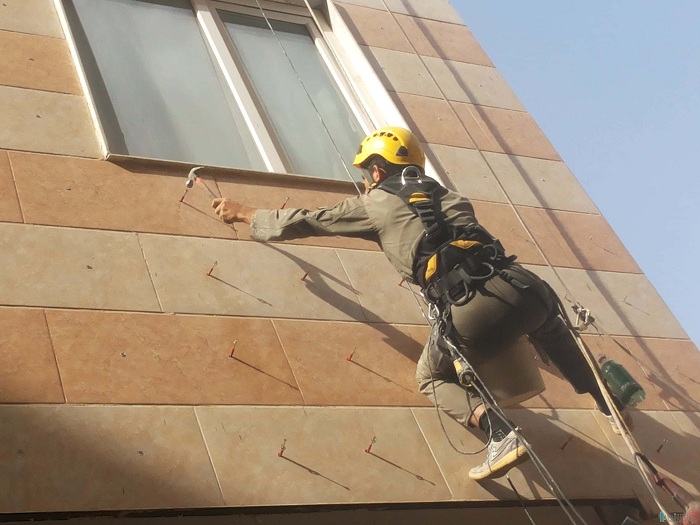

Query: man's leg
[[528, 313, 625, 415], [415, 329, 527, 480], [415, 331, 483, 429]]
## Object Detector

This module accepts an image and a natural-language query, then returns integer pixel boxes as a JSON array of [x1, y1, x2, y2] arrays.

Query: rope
[[507, 474, 538, 525], [406, 283, 583, 525], [251, 0, 362, 196]]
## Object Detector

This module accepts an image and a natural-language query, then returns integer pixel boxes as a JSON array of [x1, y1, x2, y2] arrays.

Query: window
[[59, 0, 370, 182]]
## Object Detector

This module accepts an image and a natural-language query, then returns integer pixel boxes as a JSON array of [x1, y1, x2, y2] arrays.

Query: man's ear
[[372, 165, 387, 183]]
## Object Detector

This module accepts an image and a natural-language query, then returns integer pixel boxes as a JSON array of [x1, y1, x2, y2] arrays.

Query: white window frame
[[54, 0, 444, 185]]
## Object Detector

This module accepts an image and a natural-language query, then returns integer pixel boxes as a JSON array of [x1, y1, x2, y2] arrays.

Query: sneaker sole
[[469, 444, 529, 481]]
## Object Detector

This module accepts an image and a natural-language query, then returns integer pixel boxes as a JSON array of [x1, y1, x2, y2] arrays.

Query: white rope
[[251, 0, 362, 196]]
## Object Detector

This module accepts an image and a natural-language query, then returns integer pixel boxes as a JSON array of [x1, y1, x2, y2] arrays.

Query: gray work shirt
[[250, 184, 481, 283]]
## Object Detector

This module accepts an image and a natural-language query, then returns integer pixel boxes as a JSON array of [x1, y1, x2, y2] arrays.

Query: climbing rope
[[251, 0, 363, 196]]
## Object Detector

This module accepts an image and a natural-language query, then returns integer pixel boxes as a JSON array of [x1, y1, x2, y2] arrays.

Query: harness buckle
[[400, 165, 424, 185]]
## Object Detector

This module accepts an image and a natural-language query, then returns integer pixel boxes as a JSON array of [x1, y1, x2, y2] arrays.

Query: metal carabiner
[[400, 165, 423, 185], [470, 262, 496, 282]]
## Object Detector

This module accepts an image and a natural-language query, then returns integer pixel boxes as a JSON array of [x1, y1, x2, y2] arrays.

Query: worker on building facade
[[212, 126, 627, 480]]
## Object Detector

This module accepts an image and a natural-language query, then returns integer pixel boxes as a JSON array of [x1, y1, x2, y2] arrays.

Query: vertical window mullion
[[192, 0, 287, 173], [308, 23, 374, 134]]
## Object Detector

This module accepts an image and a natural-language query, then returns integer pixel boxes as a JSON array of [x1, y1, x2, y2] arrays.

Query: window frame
[[54, 0, 373, 179]]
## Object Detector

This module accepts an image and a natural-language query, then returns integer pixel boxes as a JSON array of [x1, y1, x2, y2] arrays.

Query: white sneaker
[[605, 409, 634, 435], [469, 430, 529, 480]]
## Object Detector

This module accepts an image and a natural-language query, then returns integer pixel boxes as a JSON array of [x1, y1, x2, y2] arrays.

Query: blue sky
[[451, 1, 699, 347]]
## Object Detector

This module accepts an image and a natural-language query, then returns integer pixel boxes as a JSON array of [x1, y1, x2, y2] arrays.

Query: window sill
[[106, 153, 363, 194]]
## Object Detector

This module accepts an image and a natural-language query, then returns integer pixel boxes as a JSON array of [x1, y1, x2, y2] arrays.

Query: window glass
[[220, 11, 364, 181], [65, 0, 265, 170]]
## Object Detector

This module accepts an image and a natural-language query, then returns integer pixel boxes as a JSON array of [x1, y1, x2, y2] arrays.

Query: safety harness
[[377, 168, 524, 304], [377, 167, 527, 385]]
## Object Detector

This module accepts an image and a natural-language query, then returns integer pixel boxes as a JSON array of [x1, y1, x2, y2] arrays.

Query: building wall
[[0, 0, 697, 520]]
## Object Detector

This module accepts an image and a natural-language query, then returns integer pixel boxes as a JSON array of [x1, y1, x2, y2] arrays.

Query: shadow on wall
[[387, 2, 696, 417], [4, 403, 688, 517], [0, 405, 223, 514], [264, 243, 427, 361]]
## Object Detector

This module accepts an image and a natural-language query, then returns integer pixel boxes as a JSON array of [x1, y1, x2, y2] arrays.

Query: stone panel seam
[[367, 50, 528, 112], [0, 81, 79, 97], [1, 83, 87, 100], [14, 304, 438, 328], [331, 248, 371, 323], [335, 2, 466, 29], [6, 151, 26, 223], [3, 206, 379, 252], [410, 408, 455, 499], [136, 233, 164, 313], [193, 406, 227, 506], [513, 203, 602, 217], [0, 28, 66, 41], [41, 308, 67, 403], [385, 83, 530, 113], [270, 319, 307, 405]]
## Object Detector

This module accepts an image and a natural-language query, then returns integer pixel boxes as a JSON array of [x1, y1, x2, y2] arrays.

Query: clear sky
[[451, 1, 699, 347]]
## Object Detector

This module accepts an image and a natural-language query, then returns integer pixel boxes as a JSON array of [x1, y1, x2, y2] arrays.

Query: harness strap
[[377, 169, 526, 315]]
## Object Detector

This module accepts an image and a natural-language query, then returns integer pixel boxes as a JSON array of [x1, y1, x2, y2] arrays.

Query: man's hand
[[212, 197, 254, 225]]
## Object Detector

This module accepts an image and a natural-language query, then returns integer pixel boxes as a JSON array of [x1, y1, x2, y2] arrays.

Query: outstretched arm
[[211, 196, 377, 242]]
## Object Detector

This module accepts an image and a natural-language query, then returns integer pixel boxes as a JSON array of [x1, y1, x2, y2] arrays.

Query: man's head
[[353, 126, 425, 189]]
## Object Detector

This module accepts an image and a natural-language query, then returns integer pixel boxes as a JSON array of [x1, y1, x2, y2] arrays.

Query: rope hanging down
[[405, 284, 589, 525], [252, 0, 362, 196]]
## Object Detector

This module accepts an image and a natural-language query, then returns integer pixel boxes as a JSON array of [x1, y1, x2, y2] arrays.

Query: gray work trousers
[[415, 263, 602, 428]]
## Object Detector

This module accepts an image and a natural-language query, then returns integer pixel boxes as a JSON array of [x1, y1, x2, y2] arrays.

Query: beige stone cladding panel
[[395, 14, 492, 66], [594, 410, 700, 504], [11, 152, 238, 239], [196, 406, 451, 506], [272, 319, 430, 406], [517, 206, 642, 273], [0, 0, 64, 38], [383, 0, 462, 25], [0, 405, 223, 513], [425, 144, 508, 203], [0, 223, 160, 311], [45, 309, 303, 406], [471, 200, 546, 265], [392, 92, 475, 148], [423, 57, 526, 111], [362, 46, 442, 98], [334, 3, 413, 53], [333, 0, 385, 10], [484, 152, 600, 213], [525, 265, 688, 339], [0, 307, 64, 403], [138, 234, 366, 321], [0, 30, 81, 94], [10, 153, 376, 251], [0, 150, 22, 222], [451, 102, 561, 161], [413, 406, 640, 501], [333, 249, 428, 324], [0, 85, 100, 157]]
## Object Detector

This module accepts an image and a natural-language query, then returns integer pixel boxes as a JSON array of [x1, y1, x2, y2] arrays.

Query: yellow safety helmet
[[353, 126, 425, 169]]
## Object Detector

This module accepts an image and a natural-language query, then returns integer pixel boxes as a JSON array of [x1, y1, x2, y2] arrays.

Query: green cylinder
[[598, 354, 646, 407]]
